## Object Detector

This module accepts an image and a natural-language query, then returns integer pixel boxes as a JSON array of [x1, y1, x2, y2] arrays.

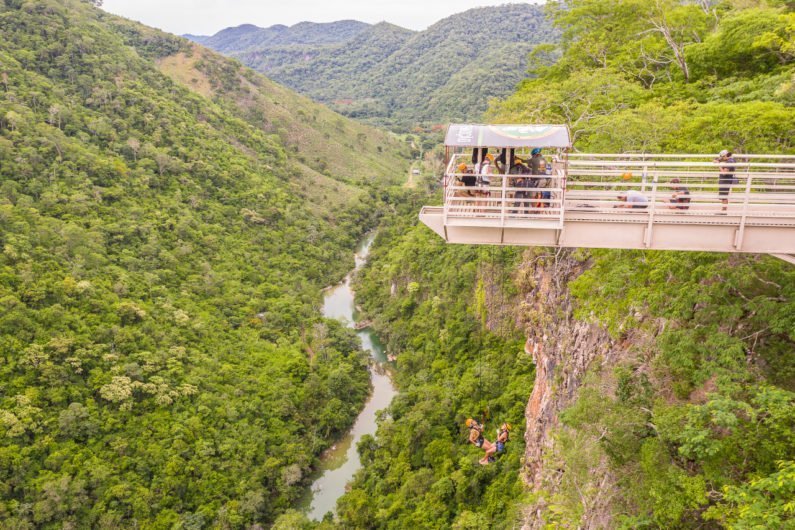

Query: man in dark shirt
[[668, 178, 691, 211], [717, 149, 736, 213], [529, 148, 549, 208]]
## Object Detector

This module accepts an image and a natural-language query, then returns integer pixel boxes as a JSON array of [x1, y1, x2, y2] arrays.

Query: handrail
[[568, 160, 795, 169], [441, 154, 795, 231], [568, 153, 795, 160]]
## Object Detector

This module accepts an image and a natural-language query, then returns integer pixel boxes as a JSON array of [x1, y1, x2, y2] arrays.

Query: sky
[[101, 0, 544, 36]]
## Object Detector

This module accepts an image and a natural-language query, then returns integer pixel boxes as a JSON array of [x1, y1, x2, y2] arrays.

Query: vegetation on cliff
[[332, 202, 533, 529], [317, 0, 794, 528], [487, 1, 795, 527]]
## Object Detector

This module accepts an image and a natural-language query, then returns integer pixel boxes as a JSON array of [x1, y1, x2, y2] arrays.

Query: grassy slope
[[155, 44, 409, 214]]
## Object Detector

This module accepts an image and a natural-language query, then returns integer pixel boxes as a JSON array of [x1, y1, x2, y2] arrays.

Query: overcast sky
[[102, 0, 544, 36]]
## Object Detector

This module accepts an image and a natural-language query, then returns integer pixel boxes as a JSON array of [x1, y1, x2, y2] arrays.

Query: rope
[[477, 245, 485, 426], [499, 246, 507, 336]]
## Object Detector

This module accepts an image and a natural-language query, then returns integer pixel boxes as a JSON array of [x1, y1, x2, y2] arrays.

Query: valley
[[1, 0, 794, 529]]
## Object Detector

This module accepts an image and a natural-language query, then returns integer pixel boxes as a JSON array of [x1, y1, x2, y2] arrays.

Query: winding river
[[298, 233, 397, 520]]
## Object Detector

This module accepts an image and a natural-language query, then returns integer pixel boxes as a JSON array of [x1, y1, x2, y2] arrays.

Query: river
[[298, 232, 397, 521]]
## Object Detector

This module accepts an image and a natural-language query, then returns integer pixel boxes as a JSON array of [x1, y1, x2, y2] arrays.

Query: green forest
[[305, 1, 794, 529], [2, 0, 794, 529], [191, 4, 559, 128], [0, 0, 408, 527]]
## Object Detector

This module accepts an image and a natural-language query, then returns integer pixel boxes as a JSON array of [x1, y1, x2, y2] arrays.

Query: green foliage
[[688, 8, 794, 78], [0, 0, 408, 527], [194, 4, 559, 128], [561, 249, 795, 526], [490, 0, 795, 153], [705, 460, 795, 529], [485, 1, 795, 527], [328, 196, 533, 528]]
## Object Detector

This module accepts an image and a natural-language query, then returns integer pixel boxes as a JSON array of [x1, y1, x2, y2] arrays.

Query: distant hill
[[197, 20, 370, 52], [187, 4, 558, 127]]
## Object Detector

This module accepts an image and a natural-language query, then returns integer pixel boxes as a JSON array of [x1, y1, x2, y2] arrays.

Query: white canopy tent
[[444, 124, 572, 149]]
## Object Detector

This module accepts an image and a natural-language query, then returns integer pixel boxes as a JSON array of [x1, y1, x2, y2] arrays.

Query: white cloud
[[102, 0, 545, 36]]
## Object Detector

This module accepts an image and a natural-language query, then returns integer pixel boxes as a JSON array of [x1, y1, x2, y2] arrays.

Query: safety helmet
[[719, 149, 730, 157], [465, 418, 475, 427], [502, 423, 512, 431], [531, 148, 542, 155], [458, 163, 468, 172], [621, 172, 633, 180], [485, 153, 495, 162]]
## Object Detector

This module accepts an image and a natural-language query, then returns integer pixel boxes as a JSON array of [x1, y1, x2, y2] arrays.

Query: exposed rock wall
[[515, 249, 624, 529]]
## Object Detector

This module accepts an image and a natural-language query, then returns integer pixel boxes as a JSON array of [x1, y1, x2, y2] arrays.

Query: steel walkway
[[419, 153, 795, 262]]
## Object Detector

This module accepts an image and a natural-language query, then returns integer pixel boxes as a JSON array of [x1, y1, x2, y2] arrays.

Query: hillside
[[484, 1, 795, 525], [0, 0, 408, 527], [276, 1, 793, 529], [187, 4, 559, 127], [194, 20, 370, 52]]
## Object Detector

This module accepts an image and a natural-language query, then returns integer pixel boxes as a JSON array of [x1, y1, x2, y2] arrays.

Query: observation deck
[[420, 151, 795, 263]]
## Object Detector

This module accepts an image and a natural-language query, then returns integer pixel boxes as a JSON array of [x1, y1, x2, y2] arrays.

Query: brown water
[[298, 233, 397, 521]]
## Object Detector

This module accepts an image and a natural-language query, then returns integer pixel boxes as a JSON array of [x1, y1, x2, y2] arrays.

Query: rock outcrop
[[516, 249, 624, 529]]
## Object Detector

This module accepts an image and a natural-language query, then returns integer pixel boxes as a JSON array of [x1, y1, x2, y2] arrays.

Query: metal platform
[[420, 153, 795, 260]]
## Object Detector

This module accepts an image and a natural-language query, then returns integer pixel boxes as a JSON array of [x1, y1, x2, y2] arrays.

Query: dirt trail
[[405, 164, 418, 188]]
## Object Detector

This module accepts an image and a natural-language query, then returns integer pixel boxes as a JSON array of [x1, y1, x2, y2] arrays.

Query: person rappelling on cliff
[[465, 418, 496, 465], [495, 423, 511, 454]]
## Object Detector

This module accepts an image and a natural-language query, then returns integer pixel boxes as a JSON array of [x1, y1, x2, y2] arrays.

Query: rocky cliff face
[[515, 249, 627, 529]]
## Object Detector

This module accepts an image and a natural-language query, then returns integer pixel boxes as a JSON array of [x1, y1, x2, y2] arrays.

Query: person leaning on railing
[[510, 157, 532, 214], [529, 148, 549, 209], [456, 163, 477, 204], [667, 178, 691, 211], [474, 153, 494, 185], [616, 190, 649, 209]]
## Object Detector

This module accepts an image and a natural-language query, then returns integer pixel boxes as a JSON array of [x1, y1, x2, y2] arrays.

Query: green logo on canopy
[[488, 125, 556, 139]]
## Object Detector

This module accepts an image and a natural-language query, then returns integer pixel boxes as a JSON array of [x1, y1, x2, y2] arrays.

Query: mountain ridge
[[187, 4, 559, 127], [192, 19, 372, 53]]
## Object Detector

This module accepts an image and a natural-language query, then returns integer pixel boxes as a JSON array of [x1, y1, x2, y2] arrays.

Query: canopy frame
[[444, 124, 572, 149]]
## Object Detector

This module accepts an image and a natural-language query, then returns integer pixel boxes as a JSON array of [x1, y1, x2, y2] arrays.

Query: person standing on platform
[[716, 149, 736, 213]]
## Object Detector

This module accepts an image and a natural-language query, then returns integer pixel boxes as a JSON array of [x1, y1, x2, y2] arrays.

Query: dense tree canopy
[[1, 0, 793, 528], [192, 4, 559, 129], [318, 0, 795, 528], [0, 0, 407, 527]]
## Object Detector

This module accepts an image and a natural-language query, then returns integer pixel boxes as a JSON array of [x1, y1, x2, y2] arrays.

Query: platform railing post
[[558, 167, 565, 227], [644, 173, 659, 248], [443, 163, 451, 226], [735, 166, 753, 250], [642, 164, 648, 192], [500, 167, 508, 227]]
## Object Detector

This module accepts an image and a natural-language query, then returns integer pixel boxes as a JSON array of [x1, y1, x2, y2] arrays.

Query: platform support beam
[[735, 171, 753, 251], [772, 254, 795, 265]]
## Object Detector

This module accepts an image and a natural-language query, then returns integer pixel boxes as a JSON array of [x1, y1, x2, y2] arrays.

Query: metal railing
[[443, 153, 565, 226], [443, 154, 795, 233]]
